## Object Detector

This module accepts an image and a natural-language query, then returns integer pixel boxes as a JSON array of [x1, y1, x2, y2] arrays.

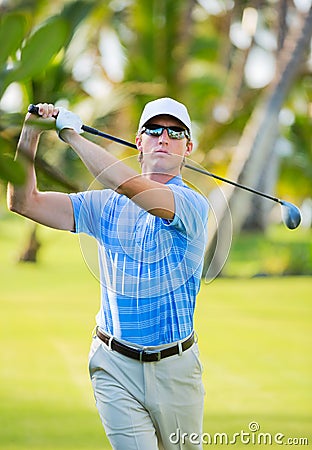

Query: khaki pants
[[89, 335, 205, 450]]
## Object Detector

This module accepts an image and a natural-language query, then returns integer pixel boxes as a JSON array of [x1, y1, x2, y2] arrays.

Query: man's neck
[[142, 172, 179, 184]]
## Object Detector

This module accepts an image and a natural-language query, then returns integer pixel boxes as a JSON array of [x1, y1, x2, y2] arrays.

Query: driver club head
[[280, 201, 302, 230]]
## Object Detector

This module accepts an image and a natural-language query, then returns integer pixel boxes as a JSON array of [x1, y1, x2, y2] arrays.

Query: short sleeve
[[69, 189, 112, 238], [166, 184, 209, 239]]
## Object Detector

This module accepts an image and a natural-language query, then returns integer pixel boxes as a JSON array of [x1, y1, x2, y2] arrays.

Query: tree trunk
[[243, 0, 289, 231], [19, 224, 41, 263], [203, 6, 312, 280]]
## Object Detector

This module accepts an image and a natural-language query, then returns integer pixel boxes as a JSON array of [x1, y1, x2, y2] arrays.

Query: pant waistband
[[96, 328, 195, 362]]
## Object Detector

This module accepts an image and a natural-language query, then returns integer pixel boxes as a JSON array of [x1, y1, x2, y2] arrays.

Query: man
[[8, 97, 209, 449]]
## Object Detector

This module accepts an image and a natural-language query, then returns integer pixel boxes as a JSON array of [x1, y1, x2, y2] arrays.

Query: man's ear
[[136, 135, 143, 151], [184, 140, 193, 156]]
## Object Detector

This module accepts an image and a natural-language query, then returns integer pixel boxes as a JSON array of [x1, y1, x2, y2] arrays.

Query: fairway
[[0, 215, 311, 449]]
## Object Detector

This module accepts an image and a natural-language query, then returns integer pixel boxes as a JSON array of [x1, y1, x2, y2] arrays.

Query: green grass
[[0, 213, 311, 449], [223, 225, 312, 277], [196, 278, 312, 446]]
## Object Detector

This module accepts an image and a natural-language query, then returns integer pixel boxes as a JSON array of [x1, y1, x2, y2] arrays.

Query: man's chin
[[141, 154, 182, 170]]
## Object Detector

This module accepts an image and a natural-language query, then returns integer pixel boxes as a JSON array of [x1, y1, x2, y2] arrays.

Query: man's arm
[[7, 110, 75, 231], [60, 129, 175, 220]]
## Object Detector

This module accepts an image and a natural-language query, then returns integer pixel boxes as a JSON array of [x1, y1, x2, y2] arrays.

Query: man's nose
[[158, 128, 169, 143]]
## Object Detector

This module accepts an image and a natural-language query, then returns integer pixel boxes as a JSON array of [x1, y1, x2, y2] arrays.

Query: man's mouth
[[154, 148, 169, 154]]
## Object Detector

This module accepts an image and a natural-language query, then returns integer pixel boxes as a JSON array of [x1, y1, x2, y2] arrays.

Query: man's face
[[135, 115, 193, 177]]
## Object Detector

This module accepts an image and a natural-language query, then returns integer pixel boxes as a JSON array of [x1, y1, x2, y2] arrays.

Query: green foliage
[[17, 17, 68, 79], [0, 16, 69, 98], [278, 82, 312, 201], [62, 0, 96, 42], [190, 36, 220, 61], [0, 136, 25, 185], [0, 11, 70, 185], [0, 4, 94, 186], [0, 13, 27, 67]]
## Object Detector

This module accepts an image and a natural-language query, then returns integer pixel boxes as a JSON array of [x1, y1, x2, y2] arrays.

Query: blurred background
[[0, 1, 311, 449], [0, 0, 311, 276]]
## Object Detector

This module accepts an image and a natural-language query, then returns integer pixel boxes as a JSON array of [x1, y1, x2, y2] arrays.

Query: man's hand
[[25, 103, 59, 133], [56, 107, 83, 139]]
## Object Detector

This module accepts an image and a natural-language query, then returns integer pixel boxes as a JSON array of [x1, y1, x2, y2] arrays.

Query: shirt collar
[[166, 175, 183, 186]]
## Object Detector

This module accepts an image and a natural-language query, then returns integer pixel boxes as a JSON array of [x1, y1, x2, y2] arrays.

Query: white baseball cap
[[138, 97, 192, 137]]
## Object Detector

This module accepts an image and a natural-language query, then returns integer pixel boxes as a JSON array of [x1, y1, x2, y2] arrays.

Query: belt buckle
[[140, 349, 161, 362]]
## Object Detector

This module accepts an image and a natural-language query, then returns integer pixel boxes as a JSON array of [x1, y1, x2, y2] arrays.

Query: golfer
[[8, 97, 209, 449]]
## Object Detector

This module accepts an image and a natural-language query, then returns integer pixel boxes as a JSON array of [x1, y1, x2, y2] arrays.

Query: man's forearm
[[61, 129, 140, 191], [7, 126, 40, 214]]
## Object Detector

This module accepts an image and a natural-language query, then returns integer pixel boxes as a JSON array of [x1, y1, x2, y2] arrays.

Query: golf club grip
[[28, 104, 97, 136], [28, 104, 40, 115], [28, 104, 58, 118]]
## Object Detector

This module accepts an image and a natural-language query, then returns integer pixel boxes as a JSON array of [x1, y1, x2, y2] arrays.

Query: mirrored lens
[[167, 127, 188, 139], [145, 127, 163, 137], [142, 125, 189, 140]]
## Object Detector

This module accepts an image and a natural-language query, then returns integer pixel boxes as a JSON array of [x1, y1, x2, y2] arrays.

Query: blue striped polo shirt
[[69, 176, 209, 346]]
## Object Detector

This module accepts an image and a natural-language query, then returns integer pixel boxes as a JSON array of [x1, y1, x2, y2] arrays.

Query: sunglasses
[[141, 124, 190, 140]]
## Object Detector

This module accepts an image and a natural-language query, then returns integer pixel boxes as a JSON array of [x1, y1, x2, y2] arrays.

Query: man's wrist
[[59, 128, 78, 143], [22, 123, 42, 139], [16, 126, 41, 161]]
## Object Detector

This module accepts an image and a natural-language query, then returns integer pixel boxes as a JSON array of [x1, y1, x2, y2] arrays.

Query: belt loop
[[108, 336, 113, 350], [194, 331, 198, 344], [178, 341, 183, 356]]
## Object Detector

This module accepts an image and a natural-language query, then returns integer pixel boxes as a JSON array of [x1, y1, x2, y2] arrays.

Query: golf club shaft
[[82, 124, 137, 149], [183, 164, 282, 204], [28, 104, 282, 205]]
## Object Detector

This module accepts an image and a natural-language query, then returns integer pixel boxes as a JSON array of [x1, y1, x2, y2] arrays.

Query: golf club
[[28, 104, 302, 229]]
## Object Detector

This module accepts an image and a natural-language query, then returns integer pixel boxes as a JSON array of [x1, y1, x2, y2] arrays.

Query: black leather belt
[[96, 328, 195, 362]]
